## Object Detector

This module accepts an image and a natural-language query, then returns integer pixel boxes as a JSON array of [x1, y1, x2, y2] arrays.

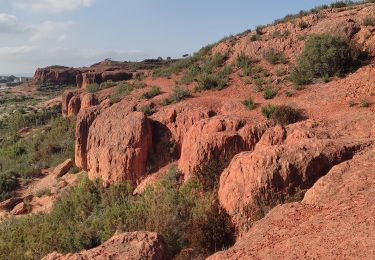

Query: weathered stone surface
[[67, 96, 81, 118], [208, 149, 375, 260], [218, 123, 371, 233], [62, 90, 76, 117], [80, 93, 98, 111], [34, 66, 79, 85], [53, 159, 73, 177], [11, 202, 27, 215], [42, 232, 169, 260], [75, 100, 110, 170], [85, 101, 152, 184], [178, 116, 268, 179]]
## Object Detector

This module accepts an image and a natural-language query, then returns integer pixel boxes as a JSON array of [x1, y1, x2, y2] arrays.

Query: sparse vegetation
[[86, 83, 101, 93], [163, 86, 191, 105], [261, 104, 277, 119], [264, 49, 287, 64], [35, 188, 52, 198], [290, 34, 365, 86], [140, 105, 155, 116], [263, 87, 278, 99], [110, 83, 134, 103], [196, 73, 228, 91], [141, 86, 161, 99], [360, 100, 370, 107], [0, 168, 234, 259], [271, 105, 301, 125], [363, 16, 375, 26], [242, 98, 256, 110]]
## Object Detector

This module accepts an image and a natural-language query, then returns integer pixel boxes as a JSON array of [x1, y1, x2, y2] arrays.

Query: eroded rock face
[[34, 66, 79, 85], [208, 149, 375, 260], [42, 231, 169, 260], [80, 93, 98, 110], [178, 116, 268, 179], [62, 90, 75, 117], [218, 123, 371, 233], [75, 101, 110, 169], [67, 96, 81, 118], [85, 102, 152, 184], [53, 159, 73, 177]]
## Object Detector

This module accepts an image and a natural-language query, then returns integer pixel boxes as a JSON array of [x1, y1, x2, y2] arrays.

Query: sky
[[0, 0, 353, 76]]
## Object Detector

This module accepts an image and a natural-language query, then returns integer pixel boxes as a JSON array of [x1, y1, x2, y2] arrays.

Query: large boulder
[[208, 149, 375, 260], [53, 159, 73, 177], [218, 123, 371, 233], [85, 102, 152, 184], [62, 90, 75, 117], [75, 100, 110, 169], [34, 66, 79, 85], [178, 116, 268, 179], [67, 96, 81, 118], [42, 231, 169, 260]]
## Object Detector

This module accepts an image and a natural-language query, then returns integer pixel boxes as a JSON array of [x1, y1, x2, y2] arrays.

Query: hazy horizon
[[0, 0, 356, 75]]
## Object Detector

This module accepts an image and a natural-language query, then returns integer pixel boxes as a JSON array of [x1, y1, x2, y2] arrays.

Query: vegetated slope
[[1, 1, 375, 260]]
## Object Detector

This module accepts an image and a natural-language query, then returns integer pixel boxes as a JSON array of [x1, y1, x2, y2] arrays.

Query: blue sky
[[0, 0, 353, 75]]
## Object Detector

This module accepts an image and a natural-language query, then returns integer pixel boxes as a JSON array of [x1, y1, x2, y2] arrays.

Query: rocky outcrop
[[53, 159, 73, 177], [178, 116, 268, 179], [42, 231, 169, 260], [208, 149, 375, 260], [75, 100, 110, 169], [34, 66, 79, 85], [62, 90, 75, 117], [77, 70, 133, 88], [80, 93, 98, 110], [85, 101, 152, 184], [67, 96, 81, 118], [11, 202, 27, 215], [218, 123, 371, 233]]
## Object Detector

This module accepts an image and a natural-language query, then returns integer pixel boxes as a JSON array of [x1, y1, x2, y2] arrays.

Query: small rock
[[11, 202, 28, 215], [53, 159, 73, 177]]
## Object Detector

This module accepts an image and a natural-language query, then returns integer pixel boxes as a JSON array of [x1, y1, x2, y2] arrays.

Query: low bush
[[242, 98, 256, 110], [363, 16, 375, 26], [261, 104, 278, 119], [196, 73, 228, 91], [264, 49, 287, 64], [290, 34, 364, 86], [0, 169, 235, 259], [110, 83, 134, 104], [0, 172, 18, 201], [140, 105, 155, 116], [86, 83, 100, 93], [263, 87, 278, 99], [163, 86, 191, 105], [271, 105, 301, 125], [141, 86, 161, 99]]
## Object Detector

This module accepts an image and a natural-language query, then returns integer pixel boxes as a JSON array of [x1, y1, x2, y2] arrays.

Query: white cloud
[[0, 13, 28, 33], [0, 45, 36, 55], [11, 0, 94, 13], [28, 21, 73, 42]]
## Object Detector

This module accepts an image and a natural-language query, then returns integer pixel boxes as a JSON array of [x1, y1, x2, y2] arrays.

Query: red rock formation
[[67, 96, 81, 117], [178, 116, 268, 179], [80, 93, 98, 110], [34, 66, 79, 85], [86, 102, 152, 184], [208, 149, 375, 260], [53, 159, 73, 177], [218, 122, 371, 233], [75, 100, 111, 169], [42, 232, 169, 260], [62, 90, 75, 118]]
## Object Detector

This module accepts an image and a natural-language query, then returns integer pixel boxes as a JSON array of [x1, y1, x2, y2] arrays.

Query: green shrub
[[256, 25, 265, 35], [360, 100, 370, 107], [263, 87, 278, 99], [100, 81, 116, 89], [140, 105, 155, 116], [196, 73, 228, 91], [163, 86, 191, 105], [363, 16, 375, 26], [0, 170, 235, 259], [141, 86, 161, 99], [264, 49, 287, 64], [271, 105, 301, 125], [242, 98, 256, 110], [290, 34, 362, 86], [298, 20, 309, 30], [261, 104, 278, 119], [35, 188, 52, 198], [250, 34, 261, 41], [0, 172, 18, 201], [86, 83, 100, 93], [110, 83, 134, 104]]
